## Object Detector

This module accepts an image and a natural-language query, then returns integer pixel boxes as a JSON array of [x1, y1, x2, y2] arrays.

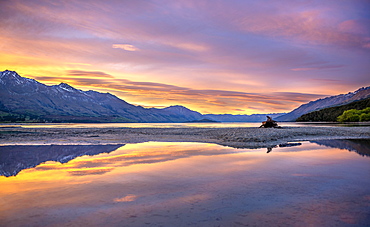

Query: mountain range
[[0, 70, 204, 123], [1, 70, 369, 123], [0, 70, 280, 123]]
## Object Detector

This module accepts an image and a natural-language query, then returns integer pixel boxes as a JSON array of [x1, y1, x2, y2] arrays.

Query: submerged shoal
[[1, 126, 369, 149]]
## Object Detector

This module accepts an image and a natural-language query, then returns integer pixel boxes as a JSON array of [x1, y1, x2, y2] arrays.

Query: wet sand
[[1, 126, 369, 148]]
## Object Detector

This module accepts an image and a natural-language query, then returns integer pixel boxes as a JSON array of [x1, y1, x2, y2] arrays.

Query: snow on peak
[[0, 70, 24, 85], [56, 82, 86, 94], [58, 83, 76, 92], [0, 70, 40, 86], [353, 86, 369, 94]]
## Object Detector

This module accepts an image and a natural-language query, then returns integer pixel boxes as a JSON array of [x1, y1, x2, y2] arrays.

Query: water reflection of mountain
[[3, 140, 369, 177], [0, 144, 124, 177], [312, 139, 370, 157]]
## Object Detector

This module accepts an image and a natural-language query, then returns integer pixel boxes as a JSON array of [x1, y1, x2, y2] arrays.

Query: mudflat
[[1, 126, 369, 148]]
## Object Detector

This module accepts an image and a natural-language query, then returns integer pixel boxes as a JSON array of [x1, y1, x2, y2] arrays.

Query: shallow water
[[1, 140, 369, 226]]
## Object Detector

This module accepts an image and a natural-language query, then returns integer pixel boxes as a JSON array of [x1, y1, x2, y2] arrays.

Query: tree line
[[337, 107, 370, 122]]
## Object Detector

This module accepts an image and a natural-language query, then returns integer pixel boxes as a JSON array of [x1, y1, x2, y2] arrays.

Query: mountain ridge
[[0, 70, 275, 123], [0, 70, 202, 123], [276, 86, 370, 121]]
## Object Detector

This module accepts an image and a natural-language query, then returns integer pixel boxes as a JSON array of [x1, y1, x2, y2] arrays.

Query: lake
[[1, 140, 369, 226]]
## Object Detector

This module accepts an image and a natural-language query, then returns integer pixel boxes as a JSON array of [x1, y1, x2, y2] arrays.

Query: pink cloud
[[338, 19, 370, 35], [233, 9, 368, 49]]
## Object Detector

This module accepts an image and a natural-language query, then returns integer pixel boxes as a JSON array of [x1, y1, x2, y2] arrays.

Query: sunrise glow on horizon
[[1, 0, 369, 114]]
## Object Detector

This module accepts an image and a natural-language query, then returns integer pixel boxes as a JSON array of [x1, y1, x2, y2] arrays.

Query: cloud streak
[[33, 70, 324, 114], [112, 44, 139, 52]]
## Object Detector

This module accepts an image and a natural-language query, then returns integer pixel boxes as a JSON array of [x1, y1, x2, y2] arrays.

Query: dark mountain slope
[[296, 97, 370, 122], [276, 87, 370, 121]]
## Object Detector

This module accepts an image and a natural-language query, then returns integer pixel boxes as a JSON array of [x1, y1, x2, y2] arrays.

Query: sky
[[1, 0, 369, 114]]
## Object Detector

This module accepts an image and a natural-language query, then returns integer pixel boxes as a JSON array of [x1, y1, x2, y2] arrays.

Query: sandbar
[[1, 126, 369, 148]]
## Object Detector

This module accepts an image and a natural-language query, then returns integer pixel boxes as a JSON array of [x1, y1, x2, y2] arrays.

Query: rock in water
[[259, 116, 280, 128]]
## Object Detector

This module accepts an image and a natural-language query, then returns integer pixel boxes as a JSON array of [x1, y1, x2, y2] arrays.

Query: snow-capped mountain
[[0, 70, 203, 122]]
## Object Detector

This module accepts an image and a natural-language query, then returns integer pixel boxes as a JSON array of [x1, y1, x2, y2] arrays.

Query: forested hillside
[[296, 97, 370, 122]]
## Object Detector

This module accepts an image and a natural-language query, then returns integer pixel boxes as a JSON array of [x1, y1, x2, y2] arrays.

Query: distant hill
[[184, 118, 219, 123], [0, 70, 203, 123], [276, 86, 370, 122], [296, 98, 370, 122], [204, 113, 284, 122]]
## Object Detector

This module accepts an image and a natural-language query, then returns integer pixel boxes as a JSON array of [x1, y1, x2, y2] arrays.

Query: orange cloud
[[31, 70, 325, 114], [114, 194, 137, 202], [67, 70, 114, 78], [112, 44, 139, 51]]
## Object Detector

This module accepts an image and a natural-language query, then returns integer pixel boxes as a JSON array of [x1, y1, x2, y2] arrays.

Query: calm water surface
[[1, 140, 370, 226]]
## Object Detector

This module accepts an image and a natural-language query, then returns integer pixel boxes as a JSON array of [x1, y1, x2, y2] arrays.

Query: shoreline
[[1, 126, 369, 149]]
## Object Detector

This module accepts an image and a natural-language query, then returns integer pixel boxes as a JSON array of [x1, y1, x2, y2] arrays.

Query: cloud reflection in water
[[0, 141, 369, 226]]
